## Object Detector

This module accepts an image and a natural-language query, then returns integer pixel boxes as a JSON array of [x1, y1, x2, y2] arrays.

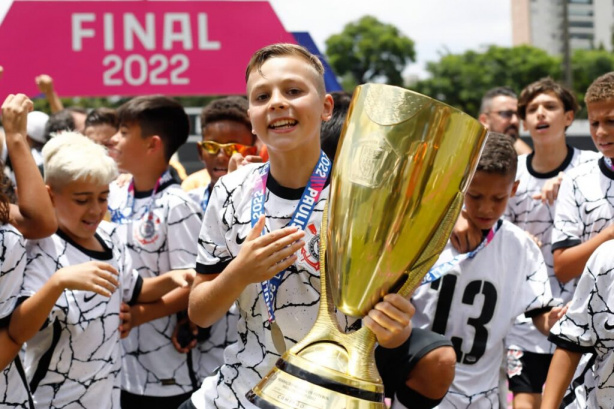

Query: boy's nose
[[268, 91, 286, 110]]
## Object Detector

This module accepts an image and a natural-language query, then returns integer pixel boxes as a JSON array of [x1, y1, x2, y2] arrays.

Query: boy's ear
[[478, 113, 488, 127], [510, 180, 520, 197], [321, 94, 334, 122], [149, 135, 163, 154], [46, 185, 55, 206], [564, 110, 574, 127]]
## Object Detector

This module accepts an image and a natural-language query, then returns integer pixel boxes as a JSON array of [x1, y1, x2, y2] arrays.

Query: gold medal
[[270, 321, 286, 354]]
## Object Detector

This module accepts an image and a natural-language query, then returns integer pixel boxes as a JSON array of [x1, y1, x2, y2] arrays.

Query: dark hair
[[320, 91, 352, 161], [200, 96, 251, 139], [585, 72, 614, 104], [477, 133, 517, 177], [479, 87, 517, 114], [44, 110, 75, 141], [85, 107, 118, 130], [518, 77, 579, 120], [0, 164, 12, 223], [117, 96, 189, 161]]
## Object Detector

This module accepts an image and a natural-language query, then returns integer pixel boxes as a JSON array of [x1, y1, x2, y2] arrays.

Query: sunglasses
[[489, 110, 518, 119], [198, 141, 258, 156]]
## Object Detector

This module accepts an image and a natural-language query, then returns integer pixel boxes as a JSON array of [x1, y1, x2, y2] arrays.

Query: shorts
[[376, 328, 453, 398], [506, 349, 553, 394]]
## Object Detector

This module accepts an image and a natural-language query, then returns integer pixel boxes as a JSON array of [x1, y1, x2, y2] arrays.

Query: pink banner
[[0, 1, 296, 97]]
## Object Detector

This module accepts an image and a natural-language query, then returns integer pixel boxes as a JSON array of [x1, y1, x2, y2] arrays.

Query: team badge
[[301, 223, 320, 269], [135, 213, 161, 245]]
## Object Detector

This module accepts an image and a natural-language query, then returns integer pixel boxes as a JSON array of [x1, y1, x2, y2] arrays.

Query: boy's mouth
[[536, 123, 549, 130], [269, 119, 297, 129]]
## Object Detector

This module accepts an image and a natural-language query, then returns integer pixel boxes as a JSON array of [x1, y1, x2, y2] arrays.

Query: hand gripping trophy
[[247, 84, 488, 409]]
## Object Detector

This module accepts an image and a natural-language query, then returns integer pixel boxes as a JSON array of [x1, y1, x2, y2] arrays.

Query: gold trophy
[[247, 84, 487, 409]]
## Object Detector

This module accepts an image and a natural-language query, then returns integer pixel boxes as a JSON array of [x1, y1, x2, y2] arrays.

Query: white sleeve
[[195, 181, 233, 275], [21, 238, 61, 322], [167, 194, 203, 270], [0, 227, 26, 320], [549, 241, 614, 352], [552, 174, 582, 251], [519, 236, 557, 317]]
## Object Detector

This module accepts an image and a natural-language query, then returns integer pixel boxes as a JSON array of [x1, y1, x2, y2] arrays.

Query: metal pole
[[562, 0, 573, 88]]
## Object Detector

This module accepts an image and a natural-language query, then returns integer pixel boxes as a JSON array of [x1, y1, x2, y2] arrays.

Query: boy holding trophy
[[186, 43, 456, 409]]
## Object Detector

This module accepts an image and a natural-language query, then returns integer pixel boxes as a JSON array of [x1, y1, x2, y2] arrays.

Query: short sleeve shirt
[[108, 177, 203, 396], [0, 224, 31, 408], [549, 240, 614, 409], [505, 147, 599, 353], [21, 223, 141, 409], [411, 220, 555, 409], [190, 164, 354, 409]]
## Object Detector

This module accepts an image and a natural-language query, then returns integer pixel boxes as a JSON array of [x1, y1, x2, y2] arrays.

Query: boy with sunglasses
[[186, 97, 258, 213]]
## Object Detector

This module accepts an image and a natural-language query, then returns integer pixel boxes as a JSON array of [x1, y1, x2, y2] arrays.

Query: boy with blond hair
[[9, 132, 193, 408]]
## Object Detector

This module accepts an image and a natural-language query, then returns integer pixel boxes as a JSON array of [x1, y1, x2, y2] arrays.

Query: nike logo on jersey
[[236, 233, 246, 245], [605, 321, 614, 331], [83, 292, 97, 303], [584, 203, 602, 215]]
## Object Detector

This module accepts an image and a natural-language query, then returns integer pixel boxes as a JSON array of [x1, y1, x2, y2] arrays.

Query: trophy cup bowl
[[247, 84, 487, 409]]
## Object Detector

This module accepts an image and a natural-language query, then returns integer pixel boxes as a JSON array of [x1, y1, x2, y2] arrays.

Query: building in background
[[512, 0, 614, 54]]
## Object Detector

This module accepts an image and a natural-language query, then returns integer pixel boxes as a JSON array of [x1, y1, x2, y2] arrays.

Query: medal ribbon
[[251, 151, 331, 324], [604, 157, 614, 171], [421, 220, 501, 286], [110, 170, 173, 225], [200, 187, 211, 213]]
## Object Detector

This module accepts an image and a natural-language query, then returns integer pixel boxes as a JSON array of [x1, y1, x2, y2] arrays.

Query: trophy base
[[247, 353, 385, 409]]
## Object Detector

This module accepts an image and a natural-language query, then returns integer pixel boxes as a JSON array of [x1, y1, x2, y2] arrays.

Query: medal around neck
[[247, 84, 487, 409]]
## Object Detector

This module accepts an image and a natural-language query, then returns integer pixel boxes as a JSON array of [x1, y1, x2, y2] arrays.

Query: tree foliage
[[571, 49, 614, 116], [325, 16, 416, 88], [413, 45, 561, 117]]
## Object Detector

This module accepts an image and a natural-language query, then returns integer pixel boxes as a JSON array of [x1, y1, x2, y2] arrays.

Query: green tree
[[571, 48, 614, 117], [325, 16, 416, 88], [414, 45, 561, 117]]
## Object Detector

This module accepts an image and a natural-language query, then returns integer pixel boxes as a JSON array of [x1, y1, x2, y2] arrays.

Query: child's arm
[[189, 215, 305, 328], [541, 347, 582, 409], [553, 228, 614, 283], [9, 261, 118, 344], [0, 327, 21, 370], [35, 74, 64, 113], [128, 287, 191, 330], [1, 94, 57, 239], [137, 268, 194, 303], [449, 209, 482, 253]]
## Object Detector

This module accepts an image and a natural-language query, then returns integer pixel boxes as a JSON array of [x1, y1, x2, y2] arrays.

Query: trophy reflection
[[247, 84, 487, 409]]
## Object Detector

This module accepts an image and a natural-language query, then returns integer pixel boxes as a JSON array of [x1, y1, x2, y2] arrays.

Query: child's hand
[[525, 231, 543, 247], [533, 171, 564, 205], [168, 269, 196, 288], [119, 302, 132, 338], [115, 173, 132, 188], [1, 94, 33, 137], [450, 209, 482, 253], [228, 153, 264, 173], [231, 215, 305, 285], [171, 316, 198, 353], [363, 293, 415, 349], [35, 74, 55, 95], [546, 304, 569, 331], [0, 66, 3, 80], [55, 261, 119, 297]]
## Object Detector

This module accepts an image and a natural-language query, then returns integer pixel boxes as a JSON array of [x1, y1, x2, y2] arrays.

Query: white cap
[[26, 111, 50, 144]]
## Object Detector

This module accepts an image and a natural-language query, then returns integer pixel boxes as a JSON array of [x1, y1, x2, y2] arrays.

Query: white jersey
[[21, 223, 141, 409], [186, 184, 239, 382], [190, 163, 354, 409], [551, 156, 614, 408], [505, 147, 599, 354], [0, 224, 31, 408], [411, 220, 554, 409], [549, 240, 614, 409], [108, 175, 203, 397]]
